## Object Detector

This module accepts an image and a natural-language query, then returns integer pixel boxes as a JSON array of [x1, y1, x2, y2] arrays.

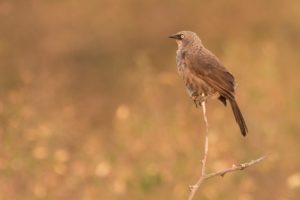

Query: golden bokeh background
[[1, 0, 300, 199]]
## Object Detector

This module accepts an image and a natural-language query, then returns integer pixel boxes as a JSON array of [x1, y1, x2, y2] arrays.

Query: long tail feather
[[229, 98, 248, 136]]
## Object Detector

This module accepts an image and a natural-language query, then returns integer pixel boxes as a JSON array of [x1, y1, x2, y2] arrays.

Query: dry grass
[[0, 0, 300, 199]]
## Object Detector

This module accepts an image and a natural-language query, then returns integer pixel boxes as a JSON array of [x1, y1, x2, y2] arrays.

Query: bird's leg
[[191, 93, 199, 108], [193, 100, 198, 108], [191, 92, 207, 108], [196, 93, 206, 107]]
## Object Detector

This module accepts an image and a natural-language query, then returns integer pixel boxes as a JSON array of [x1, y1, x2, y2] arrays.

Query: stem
[[187, 100, 267, 200], [188, 100, 209, 200]]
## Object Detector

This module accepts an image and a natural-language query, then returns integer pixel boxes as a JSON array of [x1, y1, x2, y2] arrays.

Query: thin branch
[[188, 100, 209, 200], [204, 155, 267, 179], [201, 101, 209, 178], [188, 101, 267, 200]]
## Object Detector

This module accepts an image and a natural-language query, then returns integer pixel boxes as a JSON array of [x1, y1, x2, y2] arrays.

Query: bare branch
[[204, 155, 267, 179], [188, 100, 209, 200], [188, 100, 266, 200]]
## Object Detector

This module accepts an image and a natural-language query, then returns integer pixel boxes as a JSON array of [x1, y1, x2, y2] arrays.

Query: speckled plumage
[[169, 31, 248, 136]]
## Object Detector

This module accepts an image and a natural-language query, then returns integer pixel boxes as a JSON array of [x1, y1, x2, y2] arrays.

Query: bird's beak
[[168, 34, 181, 40]]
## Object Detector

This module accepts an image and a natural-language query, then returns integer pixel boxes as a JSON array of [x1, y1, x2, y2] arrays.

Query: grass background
[[0, 0, 300, 199]]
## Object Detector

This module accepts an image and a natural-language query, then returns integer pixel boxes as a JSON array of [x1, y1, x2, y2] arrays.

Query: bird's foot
[[193, 98, 205, 108], [191, 93, 206, 108], [193, 100, 198, 108]]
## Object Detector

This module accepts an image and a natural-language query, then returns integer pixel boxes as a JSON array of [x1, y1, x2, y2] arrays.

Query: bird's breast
[[175, 50, 218, 99], [176, 50, 182, 66], [176, 50, 187, 73]]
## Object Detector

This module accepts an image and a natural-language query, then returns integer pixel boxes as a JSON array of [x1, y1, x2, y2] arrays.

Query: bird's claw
[[193, 100, 198, 108]]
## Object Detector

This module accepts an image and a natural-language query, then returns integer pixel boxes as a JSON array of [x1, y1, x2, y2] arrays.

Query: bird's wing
[[187, 51, 235, 99]]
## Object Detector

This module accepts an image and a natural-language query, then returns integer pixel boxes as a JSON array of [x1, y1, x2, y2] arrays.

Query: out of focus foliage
[[0, 0, 300, 199]]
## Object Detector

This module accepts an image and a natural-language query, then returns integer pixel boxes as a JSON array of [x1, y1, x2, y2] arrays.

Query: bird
[[169, 31, 248, 136]]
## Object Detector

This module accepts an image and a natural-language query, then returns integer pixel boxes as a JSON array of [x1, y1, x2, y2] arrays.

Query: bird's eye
[[180, 34, 185, 39]]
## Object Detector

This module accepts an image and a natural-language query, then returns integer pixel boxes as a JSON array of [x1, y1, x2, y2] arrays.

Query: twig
[[188, 100, 209, 200], [188, 100, 266, 200], [204, 155, 267, 179]]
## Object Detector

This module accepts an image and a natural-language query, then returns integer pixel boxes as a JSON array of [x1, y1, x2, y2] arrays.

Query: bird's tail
[[229, 98, 248, 136]]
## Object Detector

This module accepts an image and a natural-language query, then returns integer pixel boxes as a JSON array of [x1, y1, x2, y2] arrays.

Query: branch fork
[[188, 100, 266, 200]]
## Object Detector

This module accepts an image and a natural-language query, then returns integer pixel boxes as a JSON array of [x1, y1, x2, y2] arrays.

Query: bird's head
[[169, 31, 202, 49]]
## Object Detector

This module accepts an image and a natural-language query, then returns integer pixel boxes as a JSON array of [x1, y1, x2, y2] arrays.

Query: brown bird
[[169, 31, 248, 136]]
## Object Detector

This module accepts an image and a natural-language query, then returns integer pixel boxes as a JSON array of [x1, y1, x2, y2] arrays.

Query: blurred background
[[0, 0, 300, 199]]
